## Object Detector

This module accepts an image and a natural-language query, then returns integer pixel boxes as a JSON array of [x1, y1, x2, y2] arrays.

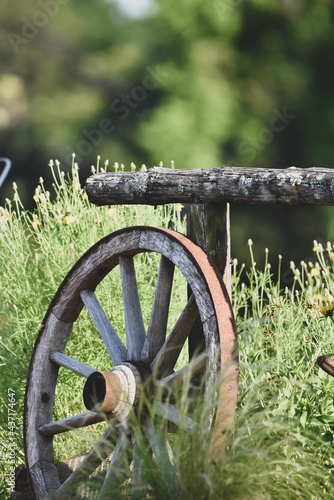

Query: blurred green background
[[1, 0, 334, 275]]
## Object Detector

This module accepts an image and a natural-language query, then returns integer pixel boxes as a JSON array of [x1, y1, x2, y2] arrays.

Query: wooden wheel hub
[[83, 362, 145, 418]]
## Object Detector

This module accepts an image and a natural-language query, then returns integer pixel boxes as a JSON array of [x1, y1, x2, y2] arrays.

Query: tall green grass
[[0, 159, 334, 498]]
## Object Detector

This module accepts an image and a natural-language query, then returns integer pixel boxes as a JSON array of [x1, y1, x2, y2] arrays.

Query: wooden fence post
[[186, 202, 231, 358]]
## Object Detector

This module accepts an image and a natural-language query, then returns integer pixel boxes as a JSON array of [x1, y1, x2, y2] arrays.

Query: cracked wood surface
[[85, 166, 334, 206]]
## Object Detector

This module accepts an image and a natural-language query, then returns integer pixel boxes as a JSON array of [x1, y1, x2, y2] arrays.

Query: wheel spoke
[[54, 427, 116, 497], [156, 353, 207, 391], [153, 402, 198, 433], [151, 294, 199, 377], [144, 422, 178, 499], [131, 439, 147, 499], [119, 256, 146, 360], [50, 351, 95, 378], [141, 256, 175, 363], [38, 411, 104, 437], [98, 433, 132, 499], [80, 289, 127, 366]]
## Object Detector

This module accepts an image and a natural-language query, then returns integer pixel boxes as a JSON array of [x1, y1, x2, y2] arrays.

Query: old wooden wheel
[[24, 226, 238, 498]]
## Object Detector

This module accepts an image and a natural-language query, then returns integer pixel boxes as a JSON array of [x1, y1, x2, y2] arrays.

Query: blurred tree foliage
[[1, 0, 334, 269]]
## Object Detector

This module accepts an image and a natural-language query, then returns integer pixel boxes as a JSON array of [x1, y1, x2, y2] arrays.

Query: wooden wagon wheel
[[24, 226, 238, 499]]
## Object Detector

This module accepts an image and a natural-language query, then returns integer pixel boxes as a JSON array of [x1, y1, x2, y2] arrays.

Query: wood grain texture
[[119, 256, 146, 360], [54, 428, 115, 497], [97, 433, 131, 500], [144, 422, 178, 499], [141, 256, 175, 363], [153, 402, 197, 432], [24, 313, 73, 496], [187, 203, 231, 296], [85, 166, 334, 206], [50, 351, 96, 378], [138, 230, 215, 324], [38, 411, 104, 437], [150, 293, 198, 376], [80, 289, 127, 366], [156, 353, 206, 390], [29, 461, 61, 498], [51, 230, 142, 322], [187, 203, 231, 359], [131, 440, 146, 494]]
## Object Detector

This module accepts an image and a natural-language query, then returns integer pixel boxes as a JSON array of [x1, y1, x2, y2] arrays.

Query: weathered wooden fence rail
[[85, 166, 334, 206]]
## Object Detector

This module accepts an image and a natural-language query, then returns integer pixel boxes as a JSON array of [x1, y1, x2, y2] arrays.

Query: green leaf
[[311, 414, 334, 425]]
